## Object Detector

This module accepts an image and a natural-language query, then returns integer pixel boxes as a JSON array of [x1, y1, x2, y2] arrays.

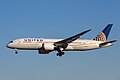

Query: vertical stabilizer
[[93, 24, 113, 42]]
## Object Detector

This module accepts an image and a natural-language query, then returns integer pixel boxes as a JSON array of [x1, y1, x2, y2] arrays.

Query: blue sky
[[0, 0, 120, 80]]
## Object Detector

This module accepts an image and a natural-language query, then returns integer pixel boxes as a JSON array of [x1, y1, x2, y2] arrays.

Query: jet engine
[[38, 43, 55, 54]]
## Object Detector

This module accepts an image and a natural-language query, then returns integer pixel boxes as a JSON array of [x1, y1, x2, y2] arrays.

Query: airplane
[[6, 24, 117, 57]]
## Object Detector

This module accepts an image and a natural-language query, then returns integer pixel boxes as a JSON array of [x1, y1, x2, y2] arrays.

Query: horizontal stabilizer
[[99, 40, 117, 47]]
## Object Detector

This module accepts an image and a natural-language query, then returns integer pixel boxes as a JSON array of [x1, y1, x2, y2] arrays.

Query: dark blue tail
[[93, 24, 113, 42]]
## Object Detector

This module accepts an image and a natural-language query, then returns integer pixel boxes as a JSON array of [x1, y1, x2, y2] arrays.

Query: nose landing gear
[[14, 49, 18, 54]]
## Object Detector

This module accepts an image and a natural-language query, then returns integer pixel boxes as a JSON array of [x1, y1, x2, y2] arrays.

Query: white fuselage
[[6, 24, 115, 56], [7, 38, 111, 51]]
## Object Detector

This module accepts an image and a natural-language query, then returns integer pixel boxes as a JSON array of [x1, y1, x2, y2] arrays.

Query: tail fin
[[93, 24, 113, 42]]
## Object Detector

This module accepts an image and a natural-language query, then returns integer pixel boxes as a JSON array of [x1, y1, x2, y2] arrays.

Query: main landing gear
[[56, 52, 65, 57], [55, 48, 65, 57]]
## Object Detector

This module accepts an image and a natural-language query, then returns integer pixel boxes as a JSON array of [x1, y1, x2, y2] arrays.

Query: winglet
[[93, 24, 113, 42]]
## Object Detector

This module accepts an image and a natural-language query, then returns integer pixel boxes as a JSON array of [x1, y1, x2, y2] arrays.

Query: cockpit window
[[9, 41, 13, 43]]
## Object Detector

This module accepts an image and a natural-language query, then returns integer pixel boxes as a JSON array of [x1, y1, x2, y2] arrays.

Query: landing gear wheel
[[56, 52, 65, 57], [61, 52, 65, 55], [15, 51, 18, 54], [56, 53, 62, 57]]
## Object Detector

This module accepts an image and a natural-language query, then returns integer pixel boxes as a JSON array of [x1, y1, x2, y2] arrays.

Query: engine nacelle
[[38, 43, 55, 54]]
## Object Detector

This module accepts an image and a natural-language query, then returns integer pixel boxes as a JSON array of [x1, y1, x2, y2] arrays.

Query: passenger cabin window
[[24, 39, 27, 41], [37, 39, 39, 41], [34, 39, 36, 41], [28, 39, 31, 41], [40, 39, 43, 42]]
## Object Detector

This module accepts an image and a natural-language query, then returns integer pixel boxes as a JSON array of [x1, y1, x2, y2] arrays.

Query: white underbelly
[[65, 44, 99, 51]]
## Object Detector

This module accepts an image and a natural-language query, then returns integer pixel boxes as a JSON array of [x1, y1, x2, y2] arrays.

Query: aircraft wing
[[54, 29, 91, 48]]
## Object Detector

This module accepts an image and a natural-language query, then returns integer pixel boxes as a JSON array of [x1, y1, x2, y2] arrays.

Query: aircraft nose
[[6, 41, 14, 48], [6, 43, 10, 48]]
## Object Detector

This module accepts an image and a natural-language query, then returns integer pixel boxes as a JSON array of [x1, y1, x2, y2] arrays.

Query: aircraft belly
[[66, 43, 99, 51]]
